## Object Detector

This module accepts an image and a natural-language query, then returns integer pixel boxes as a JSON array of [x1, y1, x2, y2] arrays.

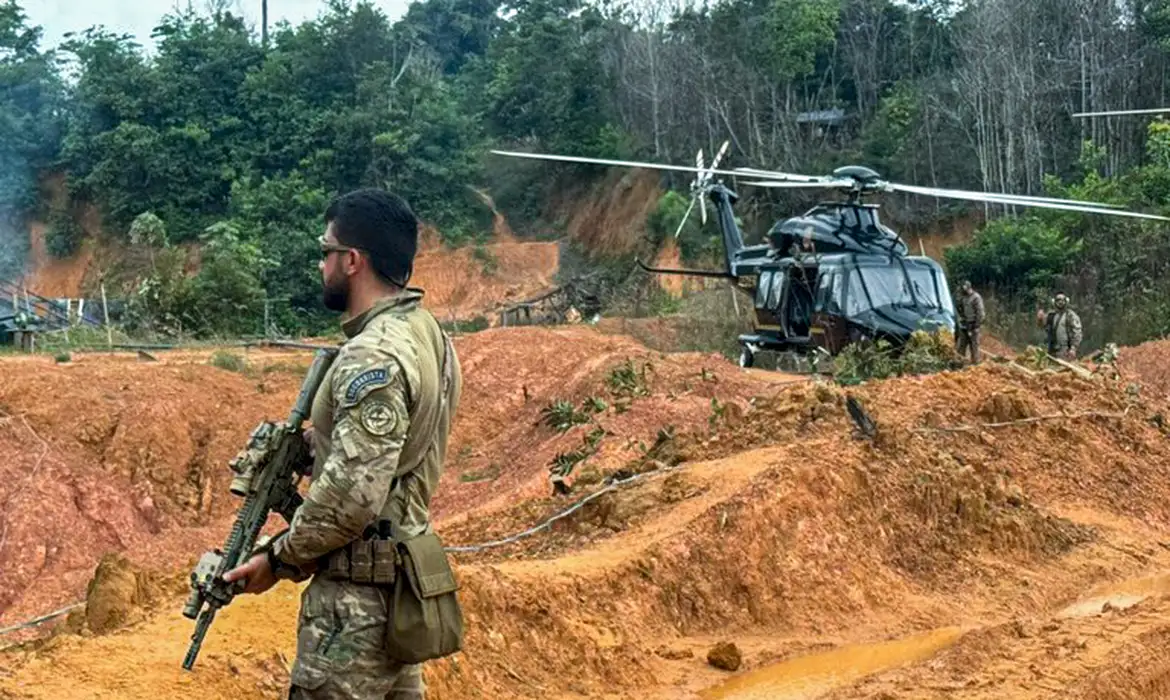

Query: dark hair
[[325, 188, 418, 287]]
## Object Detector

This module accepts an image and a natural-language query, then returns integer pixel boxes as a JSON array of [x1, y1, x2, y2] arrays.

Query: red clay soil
[[4, 337, 1170, 700], [21, 221, 95, 298], [1117, 337, 1170, 398], [411, 240, 560, 322], [436, 325, 793, 520], [551, 168, 663, 256], [0, 327, 783, 642], [0, 351, 305, 632]]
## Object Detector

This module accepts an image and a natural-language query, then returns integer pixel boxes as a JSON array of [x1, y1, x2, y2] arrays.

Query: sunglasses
[[318, 235, 358, 258]]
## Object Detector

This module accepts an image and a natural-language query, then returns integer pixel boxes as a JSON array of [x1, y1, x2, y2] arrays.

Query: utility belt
[[319, 519, 403, 585]]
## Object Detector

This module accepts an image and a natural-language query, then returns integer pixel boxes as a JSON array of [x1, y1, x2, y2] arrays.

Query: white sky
[[24, 1, 415, 52]]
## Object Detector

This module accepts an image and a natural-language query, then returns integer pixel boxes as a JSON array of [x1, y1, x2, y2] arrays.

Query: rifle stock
[[181, 347, 338, 670]]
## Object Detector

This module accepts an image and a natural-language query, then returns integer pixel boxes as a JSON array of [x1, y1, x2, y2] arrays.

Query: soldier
[[1037, 292, 1082, 359], [954, 280, 985, 364], [224, 188, 462, 699]]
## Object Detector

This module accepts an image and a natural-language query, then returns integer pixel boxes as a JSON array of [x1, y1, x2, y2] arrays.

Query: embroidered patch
[[344, 368, 389, 406], [359, 399, 398, 436]]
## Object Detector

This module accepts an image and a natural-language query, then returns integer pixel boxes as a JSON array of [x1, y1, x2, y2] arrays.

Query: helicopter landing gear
[[739, 343, 757, 368]]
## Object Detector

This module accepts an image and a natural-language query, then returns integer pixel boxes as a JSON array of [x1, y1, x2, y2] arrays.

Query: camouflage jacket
[[1045, 308, 1083, 354], [272, 289, 462, 567], [957, 290, 985, 329]]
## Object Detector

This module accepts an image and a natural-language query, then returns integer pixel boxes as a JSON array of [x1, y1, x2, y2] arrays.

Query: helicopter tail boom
[[635, 258, 736, 279]]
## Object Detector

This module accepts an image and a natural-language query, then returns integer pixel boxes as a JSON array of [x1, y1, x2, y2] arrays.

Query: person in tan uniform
[[224, 188, 462, 699], [1037, 292, 1082, 359], [954, 280, 985, 364]]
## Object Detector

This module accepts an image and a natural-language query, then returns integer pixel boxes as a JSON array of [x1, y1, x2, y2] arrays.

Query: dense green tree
[[0, 1, 63, 276]]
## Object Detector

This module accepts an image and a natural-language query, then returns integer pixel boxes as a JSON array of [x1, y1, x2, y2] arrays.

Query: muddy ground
[[1, 327, 1169, 699]]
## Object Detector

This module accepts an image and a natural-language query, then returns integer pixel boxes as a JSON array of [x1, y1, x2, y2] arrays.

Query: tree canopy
[[3, 0, 1170, 344]]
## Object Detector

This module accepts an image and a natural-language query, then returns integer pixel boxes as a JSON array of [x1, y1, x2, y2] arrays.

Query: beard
[[322, 274, 349, 311]]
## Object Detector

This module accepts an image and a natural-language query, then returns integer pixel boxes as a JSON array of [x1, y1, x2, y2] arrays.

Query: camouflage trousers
[[956, 326, 981, 363], [288, 576, 425, 700]]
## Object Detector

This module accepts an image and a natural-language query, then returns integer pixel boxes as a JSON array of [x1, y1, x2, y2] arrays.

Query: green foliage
[[472, 243, 498, 275], [607, 358, 652, 399], [6, 0, 1170, 358], [540, 398, 590, 432], [484, 0, 626, 156], [944, 217, 1081, 297], [439, 315, 490, 334], [763, 0, 841, 81], [861, 82, 920, 173], [833, 331, 960, 384], [45, 202, 83, 258], [646, 190, 720, 264], [185, 222, 271, 336], [123, 247, 196, 335], [128, 211, 167, 248], [0, 1, 64, 274], [209, 350, 247, 372]]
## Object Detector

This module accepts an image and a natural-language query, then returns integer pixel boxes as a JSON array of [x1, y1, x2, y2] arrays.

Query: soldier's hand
[[222, 553, 277, 595], [303, 426, 316, 457]]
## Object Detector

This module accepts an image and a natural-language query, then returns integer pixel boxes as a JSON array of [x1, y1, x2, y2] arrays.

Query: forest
[[3, 0, 1170, 346]]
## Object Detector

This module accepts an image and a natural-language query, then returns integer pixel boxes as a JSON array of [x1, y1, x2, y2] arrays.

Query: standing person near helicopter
[[954, 280, 985, 364], [1037, 293, 1083, 359]]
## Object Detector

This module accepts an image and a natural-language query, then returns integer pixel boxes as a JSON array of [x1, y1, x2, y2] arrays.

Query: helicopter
[[490, 145, 1169, 368]]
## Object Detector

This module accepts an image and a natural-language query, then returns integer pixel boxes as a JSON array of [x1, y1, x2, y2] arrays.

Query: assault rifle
[[181, 347, 338, 670]]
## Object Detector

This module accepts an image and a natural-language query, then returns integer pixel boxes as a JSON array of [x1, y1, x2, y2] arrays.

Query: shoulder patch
[[343, 368, 390, 406], [359, 399, 400, 436]]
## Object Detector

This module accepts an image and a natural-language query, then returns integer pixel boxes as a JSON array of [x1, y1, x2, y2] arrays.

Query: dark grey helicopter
[[492, 145, 1167, 368]]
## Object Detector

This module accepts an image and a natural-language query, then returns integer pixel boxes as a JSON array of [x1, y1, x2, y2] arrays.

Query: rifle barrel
[[183, 605, 217, 670]]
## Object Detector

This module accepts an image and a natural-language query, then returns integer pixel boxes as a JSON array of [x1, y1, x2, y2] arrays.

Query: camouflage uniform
[[955, 288, 985, 363], [1044, 307, 1083, 358], [271, 289, 461, 700]]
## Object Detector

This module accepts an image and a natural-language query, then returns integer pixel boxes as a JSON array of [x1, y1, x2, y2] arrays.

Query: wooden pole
[[101, 283, 112, 350], [262, 0, 269, 48]]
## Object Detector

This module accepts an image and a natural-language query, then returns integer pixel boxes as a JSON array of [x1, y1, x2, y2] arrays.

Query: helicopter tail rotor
[[672, 141, 730, 238]]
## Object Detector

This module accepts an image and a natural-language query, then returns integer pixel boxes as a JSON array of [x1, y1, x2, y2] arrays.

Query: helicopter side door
[[809, 267, 849, 353], [752, 269, 786, 336], [779, 265, 816, 340]]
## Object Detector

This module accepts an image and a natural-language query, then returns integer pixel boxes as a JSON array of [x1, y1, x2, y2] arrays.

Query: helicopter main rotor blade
[[890, 184, 1124, 209], [741, 180, 849, 189], [491, 149, 819, 183], [889, 182, 1170, 221], [732, 167, 832, 184], [1072, 107, 1170, 118]]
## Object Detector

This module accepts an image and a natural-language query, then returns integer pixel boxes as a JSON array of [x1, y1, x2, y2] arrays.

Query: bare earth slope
[[2, 333, 1170, 699]]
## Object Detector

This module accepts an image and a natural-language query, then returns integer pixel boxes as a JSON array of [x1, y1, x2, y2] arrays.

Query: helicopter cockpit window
[[904, 265, 947, 309], [839, 208, 859, 229], [815, 270, 842, 314], [768, 272, 786, 310], [845, 264, 949, 315], [756, 271, 773, 307]]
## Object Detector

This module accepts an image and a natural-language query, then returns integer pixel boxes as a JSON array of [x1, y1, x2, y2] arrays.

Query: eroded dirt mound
[[4, 337, 1170, 699], [0, 352, 303, 628], [83, 553, 175, 635], [550, 168, 662, 256], [1118, 337, 1170, 398], [411, 239, 561, 322], [436, 325, 787, 519]]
